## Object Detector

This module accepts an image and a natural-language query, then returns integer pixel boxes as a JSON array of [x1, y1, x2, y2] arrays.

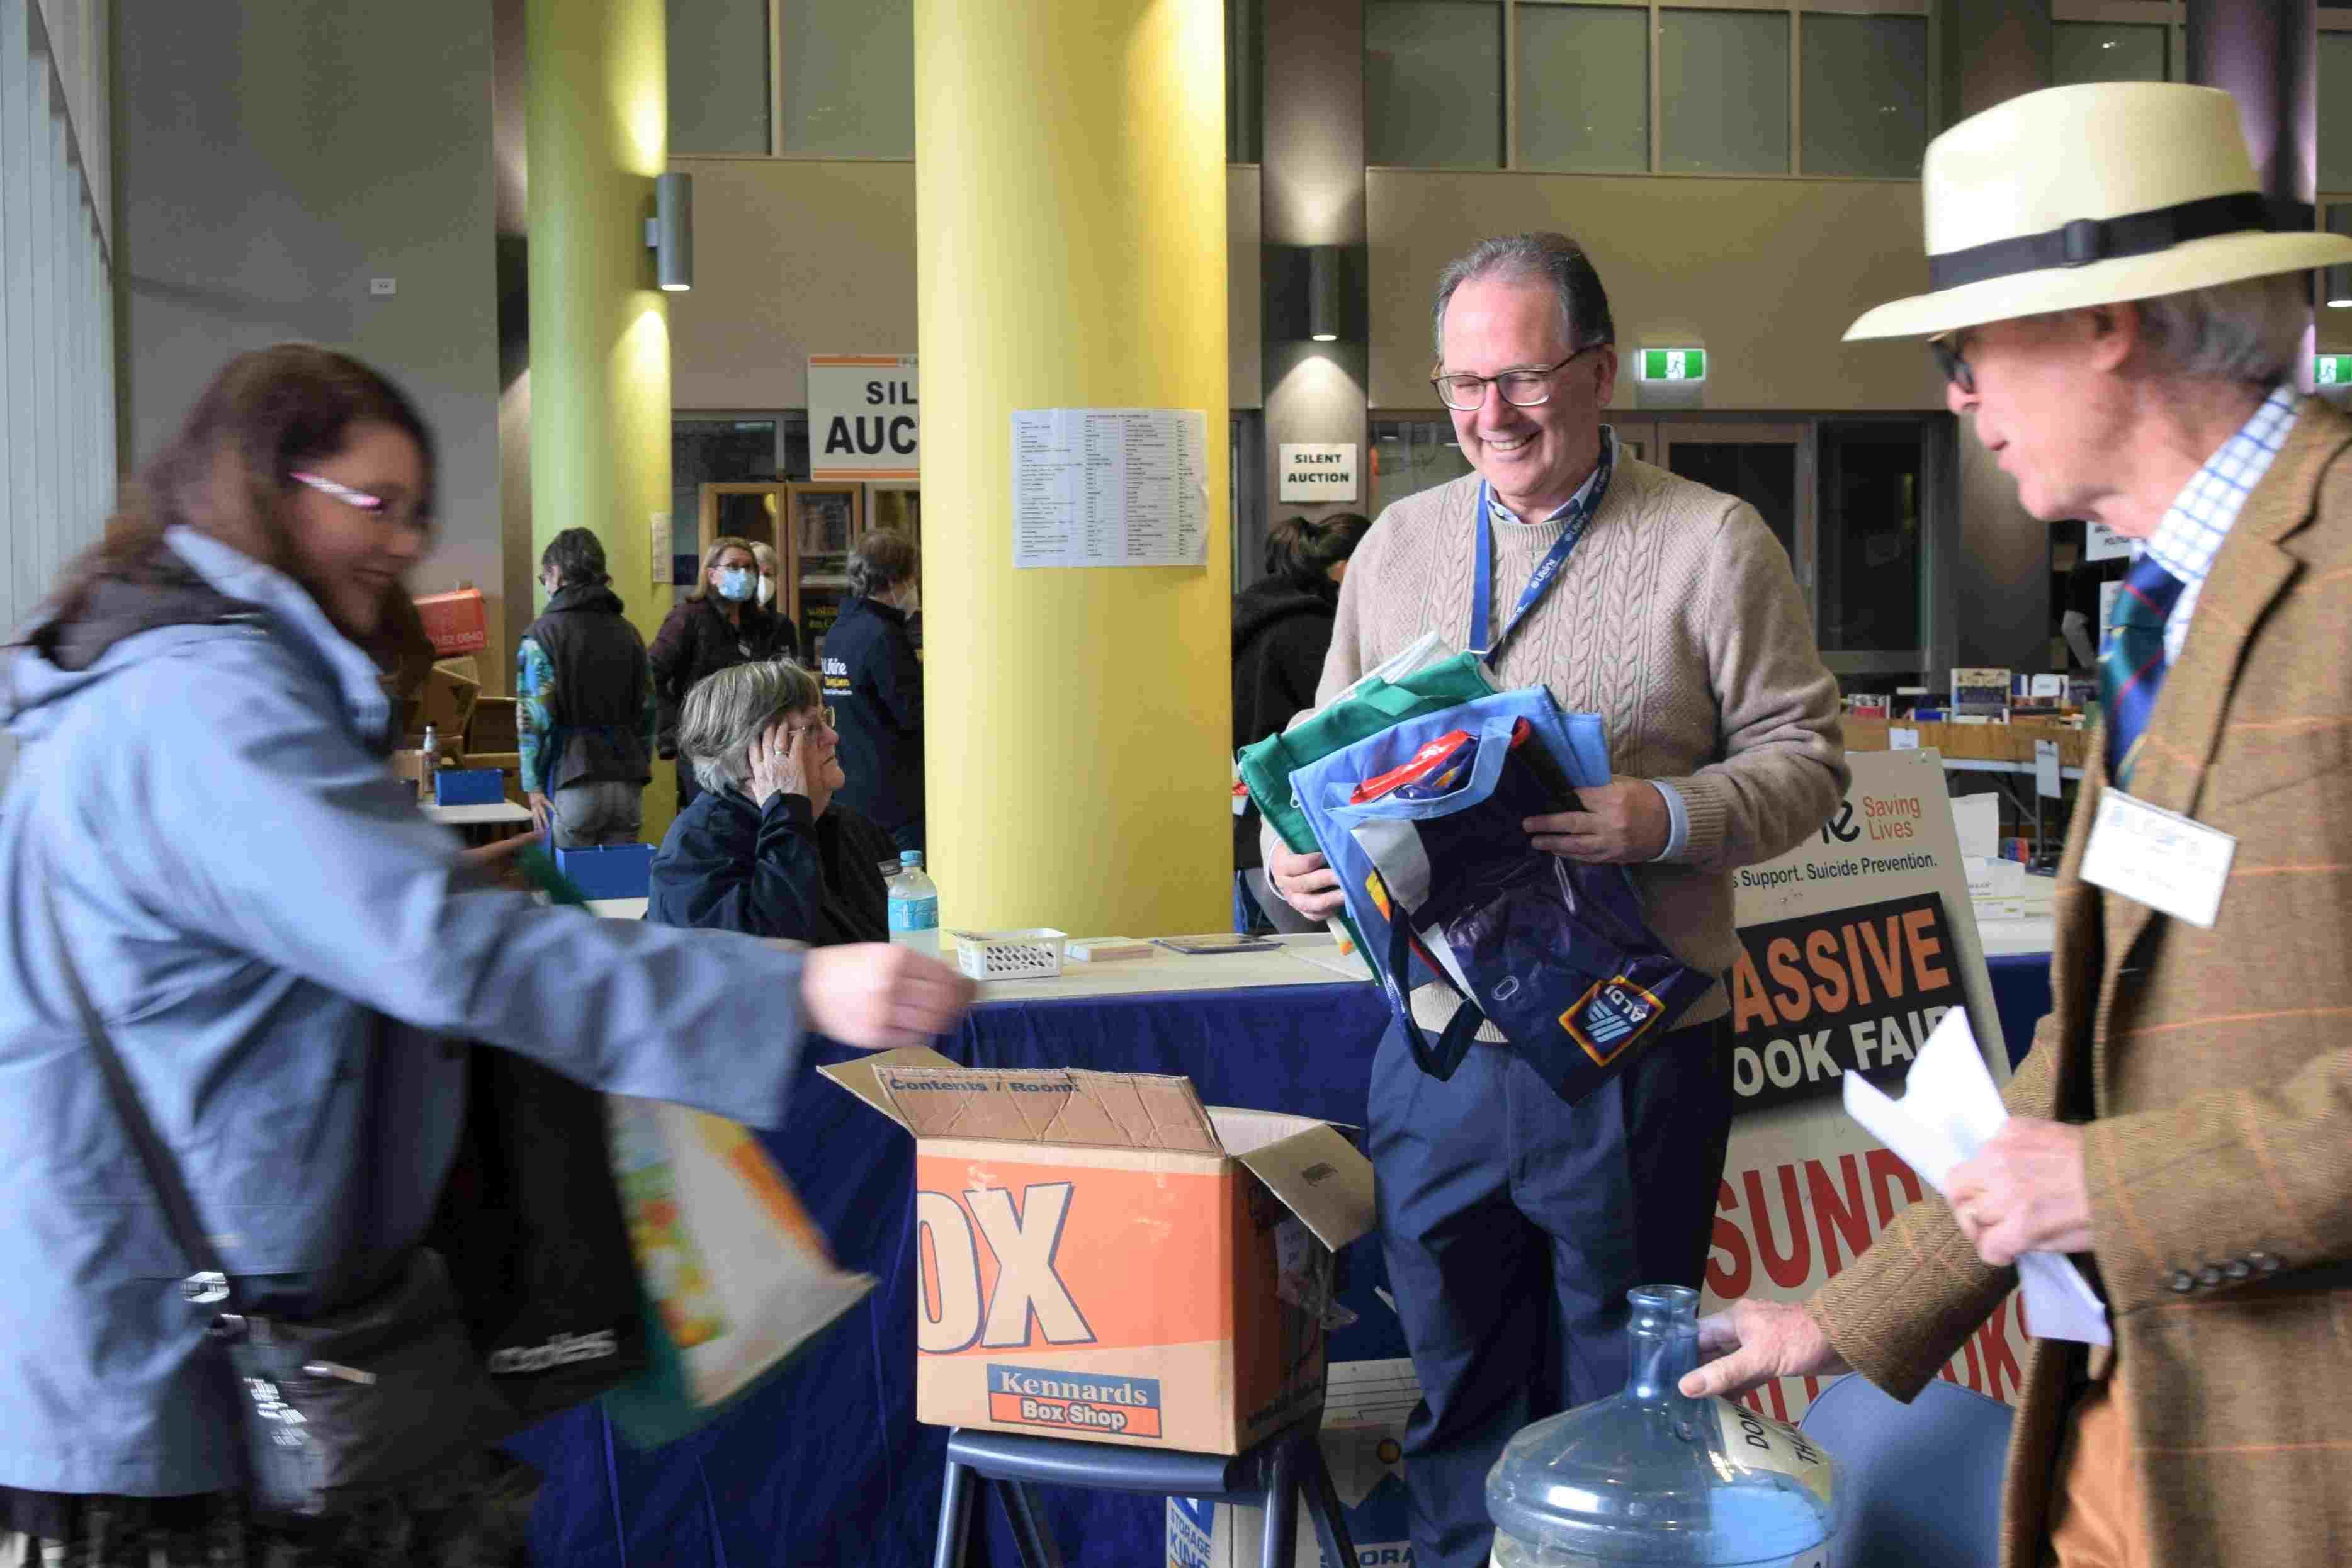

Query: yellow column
[[919, 0, 1233, 937], [524, 0, 676, 837]]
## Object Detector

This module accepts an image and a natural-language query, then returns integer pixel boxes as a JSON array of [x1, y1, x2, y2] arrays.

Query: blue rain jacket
[[0, 529, 818, 1497]]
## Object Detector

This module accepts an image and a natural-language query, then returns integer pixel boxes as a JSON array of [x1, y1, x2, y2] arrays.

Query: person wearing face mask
[[752, 541, 780, 611], [647, 660, 895, 946], [649, 536, 800, 810], [516, 527, 657, 846], [820, 530, 925, 855]]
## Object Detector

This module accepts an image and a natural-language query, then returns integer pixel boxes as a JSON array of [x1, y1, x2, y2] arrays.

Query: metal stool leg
[[931, 1457, 978, 1568], [1258, 1433, 1301, 1568], [933, 1460, 978, 1568], [1299, 1438, 1360, 1568], [996, 1479, 1068, 1568]]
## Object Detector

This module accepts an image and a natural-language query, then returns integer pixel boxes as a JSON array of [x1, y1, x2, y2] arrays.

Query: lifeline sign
[[1727, 890, 1966, 1112]]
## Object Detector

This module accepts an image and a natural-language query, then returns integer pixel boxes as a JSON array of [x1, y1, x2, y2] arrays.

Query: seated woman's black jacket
[[647, 785, 893, 945]]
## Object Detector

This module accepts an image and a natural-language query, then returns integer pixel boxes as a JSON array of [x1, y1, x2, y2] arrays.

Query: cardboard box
[[390, 742, 463, 800], [822, 1049, 1376, 1455], [1843, 716, 1891, 753], [414, 589, 488, 657], [400, 663, 480, 745], [1167, 1356, 1419, 1568], [468, 695, 520, 755]]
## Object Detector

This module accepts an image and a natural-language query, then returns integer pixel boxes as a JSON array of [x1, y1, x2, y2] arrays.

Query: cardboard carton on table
[[822, 1049, 1376, 1455]]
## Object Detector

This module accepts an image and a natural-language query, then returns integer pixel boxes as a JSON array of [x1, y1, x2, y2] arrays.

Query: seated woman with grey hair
[[647, 660, 896, 944]]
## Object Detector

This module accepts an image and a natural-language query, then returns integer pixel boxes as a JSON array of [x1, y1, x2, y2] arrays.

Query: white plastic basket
[[950, 927, 1068, 981]]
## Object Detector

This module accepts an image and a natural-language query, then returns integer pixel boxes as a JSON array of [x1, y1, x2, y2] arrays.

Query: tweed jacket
[[1813, 398, 2352, 1568]]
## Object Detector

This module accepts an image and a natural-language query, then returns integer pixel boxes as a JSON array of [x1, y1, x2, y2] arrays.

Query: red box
[[414, 589, 487, 657]]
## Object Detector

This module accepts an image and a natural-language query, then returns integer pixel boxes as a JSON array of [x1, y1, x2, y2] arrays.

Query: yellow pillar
[[524, 0, 676, 838], [918, 0, 1232, 937]]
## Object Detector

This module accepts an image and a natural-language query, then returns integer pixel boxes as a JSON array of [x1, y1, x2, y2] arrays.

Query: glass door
[[788, 482, 864, 661], [1655, 422, 1814, 620]]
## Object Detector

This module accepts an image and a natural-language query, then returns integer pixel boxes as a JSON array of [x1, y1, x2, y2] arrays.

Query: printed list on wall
[[1012, 409, 1209, 569]]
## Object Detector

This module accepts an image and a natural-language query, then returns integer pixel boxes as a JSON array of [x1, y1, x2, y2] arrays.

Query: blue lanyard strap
[[1470, 431, 1615, 661]]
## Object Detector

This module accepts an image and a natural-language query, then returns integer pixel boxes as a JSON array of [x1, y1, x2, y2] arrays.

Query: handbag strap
[[1383, 899, 1485, 1081], [40, 881, 235, 1312]]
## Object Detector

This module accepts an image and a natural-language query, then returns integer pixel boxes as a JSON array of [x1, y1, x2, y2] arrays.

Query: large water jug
[[1486, 1285, 1844, 1568]]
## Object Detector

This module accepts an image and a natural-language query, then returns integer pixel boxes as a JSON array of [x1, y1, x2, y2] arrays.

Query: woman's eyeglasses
[[291, 470, 424, 529], [782, 707, 837, 743]]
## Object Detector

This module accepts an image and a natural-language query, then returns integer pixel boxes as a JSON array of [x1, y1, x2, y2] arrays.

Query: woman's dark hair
[[847, 529, 919, 598], [1267, 512, 1371, 592], [541, 527, 609, 587], [43, 342, 438, 650]]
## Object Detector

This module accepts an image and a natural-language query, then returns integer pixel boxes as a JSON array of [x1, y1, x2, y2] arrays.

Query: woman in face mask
[[751, 542, 779, 610], [649, 536, 801, 811]]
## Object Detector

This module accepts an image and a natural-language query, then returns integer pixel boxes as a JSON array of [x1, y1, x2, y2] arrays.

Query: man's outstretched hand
[[1679, 1297, 1851, 1400]]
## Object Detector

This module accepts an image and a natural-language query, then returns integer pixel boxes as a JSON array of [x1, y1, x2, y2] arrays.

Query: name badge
[[2079, 789, 2237, 928]]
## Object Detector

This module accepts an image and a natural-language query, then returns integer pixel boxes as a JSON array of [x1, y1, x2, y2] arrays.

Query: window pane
[[1817, 422, 1923, 655], [1661, 9, 1790, 176], [781, 0, 915, 157], [2052, 22, 2166, 86], [1665, 441, 1797, 559], [1365, 1, 1503, 169], [1371, 421, 1474, 513], [1517, 4, 1648, 174], [668, 0, 771, 155], [2323, 32, 2352, 189], [1801, 14, 1927, 179]]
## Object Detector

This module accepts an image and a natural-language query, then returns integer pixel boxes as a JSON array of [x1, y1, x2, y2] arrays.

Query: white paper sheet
[[1843, 1009, 2112, 1346], [1010, 407, 1209, 568]]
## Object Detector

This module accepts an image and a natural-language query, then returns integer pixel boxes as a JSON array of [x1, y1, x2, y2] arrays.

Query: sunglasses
[[1930, 335, 1976, 395]]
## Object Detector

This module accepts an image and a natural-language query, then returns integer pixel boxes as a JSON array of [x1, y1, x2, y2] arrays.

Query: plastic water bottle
[[1487, 1285, 1845, 1567], [886, 851, 941, 958], [419, 723, 439, 801]]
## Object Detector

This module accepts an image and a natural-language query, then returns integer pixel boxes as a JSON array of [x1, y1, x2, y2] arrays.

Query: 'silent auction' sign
[[810, 355, 919, 482]]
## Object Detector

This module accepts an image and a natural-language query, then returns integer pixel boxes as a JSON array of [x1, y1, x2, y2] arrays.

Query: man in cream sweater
[[1267, 232, 1844, 1568]]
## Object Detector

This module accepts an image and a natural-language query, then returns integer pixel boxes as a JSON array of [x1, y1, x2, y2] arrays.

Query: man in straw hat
[[1684, 82, 2352, 1566]]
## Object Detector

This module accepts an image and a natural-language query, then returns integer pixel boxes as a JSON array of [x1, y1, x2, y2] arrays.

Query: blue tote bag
[[1294, 691, 1710, 1105]]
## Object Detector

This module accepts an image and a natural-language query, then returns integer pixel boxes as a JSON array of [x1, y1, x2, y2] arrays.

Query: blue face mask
[[716, 567, 755, 602]]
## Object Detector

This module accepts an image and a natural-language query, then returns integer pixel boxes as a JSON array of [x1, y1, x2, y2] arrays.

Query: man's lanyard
[[1469, 431, 1615, 662]]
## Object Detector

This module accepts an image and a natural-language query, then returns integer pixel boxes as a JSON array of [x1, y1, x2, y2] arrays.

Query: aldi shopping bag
[[601, 1098, 878, 1448], [1295, 693, 1707, 1104]]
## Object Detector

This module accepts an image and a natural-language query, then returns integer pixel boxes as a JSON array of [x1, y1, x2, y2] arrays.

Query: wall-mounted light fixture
[[1307, 246, 1341, 342], [647, 172, 694, 292]]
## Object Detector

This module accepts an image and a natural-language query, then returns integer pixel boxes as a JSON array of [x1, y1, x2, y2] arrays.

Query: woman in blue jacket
[[820, 530, 925, 854], [0, 346, 971, 1565]]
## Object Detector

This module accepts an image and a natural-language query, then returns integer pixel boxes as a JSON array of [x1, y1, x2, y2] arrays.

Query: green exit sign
[[1639, 347, 1707, 383], [2319, 355, 2352, 386]]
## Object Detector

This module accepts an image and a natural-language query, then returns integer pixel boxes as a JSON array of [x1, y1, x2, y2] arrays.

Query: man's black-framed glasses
[[1430, 344, 1604, 411], [1930, 335, 1976, 395]]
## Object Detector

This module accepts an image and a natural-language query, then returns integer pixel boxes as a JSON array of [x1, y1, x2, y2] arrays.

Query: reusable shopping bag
[[1236, 640, 1497, 950], [1294, 692, 1709, 1104], [600, 1098, 878, 1448]]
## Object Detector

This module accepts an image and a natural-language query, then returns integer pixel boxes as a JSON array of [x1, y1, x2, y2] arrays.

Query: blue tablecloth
[[515, 955, 2052, 1567]]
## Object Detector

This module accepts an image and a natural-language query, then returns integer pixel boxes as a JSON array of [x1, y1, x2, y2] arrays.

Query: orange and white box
[[822, 1049, 1376, 1455]]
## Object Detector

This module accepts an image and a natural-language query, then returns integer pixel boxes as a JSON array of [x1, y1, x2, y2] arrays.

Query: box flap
[[871, 1066, 1223, 1153], [816, 1045, 962, 1132], [1213, 1115, 1376, 1252]]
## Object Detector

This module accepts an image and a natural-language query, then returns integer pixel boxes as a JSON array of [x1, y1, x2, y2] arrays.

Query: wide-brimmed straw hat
[[1846, 82, 2352, 342]]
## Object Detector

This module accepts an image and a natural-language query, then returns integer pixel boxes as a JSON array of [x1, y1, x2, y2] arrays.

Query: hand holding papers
[[1843, 1008, 2112, 1346]]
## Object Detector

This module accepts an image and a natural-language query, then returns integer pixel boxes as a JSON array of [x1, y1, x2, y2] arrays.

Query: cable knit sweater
[[1269, 451, 1847, 1030]]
